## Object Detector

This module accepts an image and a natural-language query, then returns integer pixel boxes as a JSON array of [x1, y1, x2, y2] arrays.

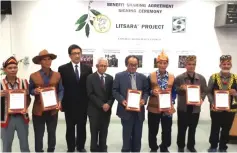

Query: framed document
[[214, 90, 230, 111], [40, 87, 58, 111], [126, 89, 142, 112], [186, 85, 201, 105], [158, 90, 172, 112], [7, 89, 27, 114]]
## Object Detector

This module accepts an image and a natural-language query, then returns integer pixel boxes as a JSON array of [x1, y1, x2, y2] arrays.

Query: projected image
[[135, 55, 143, 68], [178, 55, 187, 68], [105, 54, 118, 67], [80, 54, 93, 67]]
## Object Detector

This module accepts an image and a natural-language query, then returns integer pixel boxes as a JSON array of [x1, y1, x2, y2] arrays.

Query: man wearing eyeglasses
[[113, 55, 149, 152], [207, 55, 237, 152], [58, 44, 93, 152], [86, 57, 114, 152]]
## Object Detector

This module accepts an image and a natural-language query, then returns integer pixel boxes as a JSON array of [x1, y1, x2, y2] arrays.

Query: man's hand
[[140, 99, 145, 106], [103, 103, 110, 112], [21, 109, 26, 114], [122, 100, 127, 107], [34, 87, 41, 95], [56, 101, 62, 111], [229, 89, 237, 96], [166, 104, 176, 115], [0, 90, 7, 97], [180, 85, 187, 91], [152, 89, 159, 96]]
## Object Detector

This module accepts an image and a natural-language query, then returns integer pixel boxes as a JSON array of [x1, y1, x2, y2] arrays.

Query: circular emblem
[[93, 14, 111, 33]]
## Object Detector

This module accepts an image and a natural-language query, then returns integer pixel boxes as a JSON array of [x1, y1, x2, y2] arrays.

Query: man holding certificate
[[147, 50, 176, 152], [113, 55, 149, 152], [174, 55, 207, 152], [0, 56, 31, 152], [207, 55, 237, 152], [29, 50, 64, 152]]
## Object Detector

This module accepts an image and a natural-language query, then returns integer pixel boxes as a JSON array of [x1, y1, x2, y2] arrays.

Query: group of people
[[0, 44, 236, 153]]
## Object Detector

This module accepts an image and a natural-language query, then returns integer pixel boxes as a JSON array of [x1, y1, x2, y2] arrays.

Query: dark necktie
[[101, 75, 105, 88], [75, 65, 80, 82]]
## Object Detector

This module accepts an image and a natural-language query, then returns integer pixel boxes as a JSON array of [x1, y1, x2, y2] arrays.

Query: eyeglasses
[[98, 65, 107, 68], [128, 64, 138, 68], [71, 52, 81, 56]]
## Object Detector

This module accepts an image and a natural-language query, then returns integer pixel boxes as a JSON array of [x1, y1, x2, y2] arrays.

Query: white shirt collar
[[71, 62, 80, 68], [97, 71, 106, 78]]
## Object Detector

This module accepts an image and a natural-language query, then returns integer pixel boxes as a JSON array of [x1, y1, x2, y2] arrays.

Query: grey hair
[[96, 57, 108, 65]]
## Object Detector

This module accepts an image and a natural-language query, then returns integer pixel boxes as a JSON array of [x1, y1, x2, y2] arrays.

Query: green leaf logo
[[85, 23, 90, 37], [75, 14, 88, 24], [90, 9, 101, 16], [75, 1, 110, 38], [90, 20, 93, 26], [76, 22, 86, 31]]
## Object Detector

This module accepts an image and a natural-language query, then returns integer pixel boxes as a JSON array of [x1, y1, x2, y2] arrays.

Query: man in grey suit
[[86, 57, 114, 152], [113, 55, 149, 152], [174, 55, 207, 152]]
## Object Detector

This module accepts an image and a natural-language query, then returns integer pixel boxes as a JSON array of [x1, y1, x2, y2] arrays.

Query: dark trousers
[[121, 113, 143, 152], [89, 114, 110, 152], [64, 111, 87, 151], [148, 112, 172, 150], [209, 111, 235, 150], [32, 112, 58, 152], [177, 111, 200, 149]]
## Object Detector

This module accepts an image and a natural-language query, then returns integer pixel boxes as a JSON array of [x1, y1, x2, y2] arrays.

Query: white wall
[[1, 0, 237, 121]]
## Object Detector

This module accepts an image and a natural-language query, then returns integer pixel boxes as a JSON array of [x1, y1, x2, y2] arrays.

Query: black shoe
[[187, 147, 197, 152], [178, 148, 184, 152], [219, 149, 227, 152], [77, 149, 87, 152], [150, 149, 157, 152], [67, 149, 75, 152], [160, 148, 169, 152], [207, 148, 217, 152], [159, 145, 169, 152]]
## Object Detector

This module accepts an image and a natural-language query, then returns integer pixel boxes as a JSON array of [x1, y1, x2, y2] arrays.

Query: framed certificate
[[186, 85, 201, 105], [126, 89, 142, 112], [214, 90, 230, 111], [39, 87, 58, 111], [158, 90, 172, 112], [7, 89, 27, 114]]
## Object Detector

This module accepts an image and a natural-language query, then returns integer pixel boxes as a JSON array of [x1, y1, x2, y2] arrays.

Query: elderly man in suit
[[113, 55, 149, 152], [58, 44, 93, 152], [86, 57, 114, 152]]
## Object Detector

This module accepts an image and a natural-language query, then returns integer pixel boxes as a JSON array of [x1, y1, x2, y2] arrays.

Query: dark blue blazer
[[112, 71, 149, 121]]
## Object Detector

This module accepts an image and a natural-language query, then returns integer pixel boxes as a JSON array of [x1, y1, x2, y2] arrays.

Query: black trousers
[[209, 111, 235, 150], [64, 111, 87, 151], [177, 111, 200, 149], [89, 114, 111, 152], [32, 111, 58, 152], [148, 112, 172, 150]]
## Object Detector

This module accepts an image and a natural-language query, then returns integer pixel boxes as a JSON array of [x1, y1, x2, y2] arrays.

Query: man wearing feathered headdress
[[147, 49, 176, 152]]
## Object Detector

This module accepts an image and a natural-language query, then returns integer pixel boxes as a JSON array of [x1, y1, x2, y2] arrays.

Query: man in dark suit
[[86, 57, 114, 152], [58, 44, 93, 152], [113, 55, 149, 152]]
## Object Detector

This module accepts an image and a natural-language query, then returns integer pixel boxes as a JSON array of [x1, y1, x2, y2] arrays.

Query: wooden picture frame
[[39, 87, 58, 111], [214, 90, 230, 111], [158, 90, 172, 112], [126, 89, 142, 112], [186, 85, 201, 105], [7, 89, 27, 114]]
